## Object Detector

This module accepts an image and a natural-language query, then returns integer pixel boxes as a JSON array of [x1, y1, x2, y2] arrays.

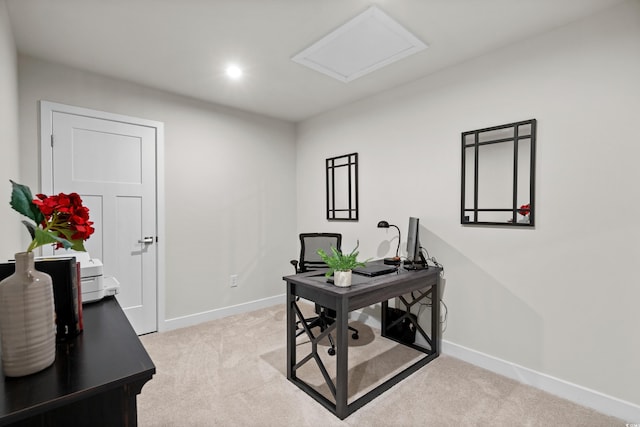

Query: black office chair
[[290, 233, 359, 356]]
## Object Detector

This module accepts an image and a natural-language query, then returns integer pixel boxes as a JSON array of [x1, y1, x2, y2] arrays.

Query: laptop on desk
[[353, 263, 398, 277]]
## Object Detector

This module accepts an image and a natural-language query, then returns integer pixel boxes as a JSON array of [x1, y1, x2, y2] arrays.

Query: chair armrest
[[290, 259, 299, 274]]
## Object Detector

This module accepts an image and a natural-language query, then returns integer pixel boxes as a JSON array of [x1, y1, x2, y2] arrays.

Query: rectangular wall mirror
[[461, 119, 536, 226], [326, 152, 358, 221]]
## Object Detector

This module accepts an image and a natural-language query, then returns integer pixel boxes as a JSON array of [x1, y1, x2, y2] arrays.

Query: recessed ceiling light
[[225, 65, 243, 80]]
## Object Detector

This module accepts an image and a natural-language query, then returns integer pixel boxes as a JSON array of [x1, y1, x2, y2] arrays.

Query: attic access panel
[[292, 6, 427, 83]]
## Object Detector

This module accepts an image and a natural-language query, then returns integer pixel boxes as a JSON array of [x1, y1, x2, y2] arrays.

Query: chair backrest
[[298, 233, 342, 272]]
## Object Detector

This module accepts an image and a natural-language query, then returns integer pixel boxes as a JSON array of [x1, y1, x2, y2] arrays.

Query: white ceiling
[[5, 0, 625, 122]]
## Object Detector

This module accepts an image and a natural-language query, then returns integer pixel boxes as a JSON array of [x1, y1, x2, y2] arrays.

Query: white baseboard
[[161, 294, 284, 332], [442, 340, 640, 422]]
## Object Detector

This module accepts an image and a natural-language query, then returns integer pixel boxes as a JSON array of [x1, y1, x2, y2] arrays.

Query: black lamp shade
[[377, 220, 390, 228]]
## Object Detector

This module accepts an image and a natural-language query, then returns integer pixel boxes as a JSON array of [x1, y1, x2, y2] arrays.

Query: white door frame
[[39, 100, 166, 333]]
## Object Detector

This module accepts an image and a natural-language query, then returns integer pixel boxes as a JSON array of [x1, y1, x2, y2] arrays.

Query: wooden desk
[[284, 266, 441, 419], [0, 297, 155, 426]]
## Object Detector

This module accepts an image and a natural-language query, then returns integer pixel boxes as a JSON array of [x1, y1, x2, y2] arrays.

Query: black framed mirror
[[461, 119, 536, 226], [326, 152, 358, 221]]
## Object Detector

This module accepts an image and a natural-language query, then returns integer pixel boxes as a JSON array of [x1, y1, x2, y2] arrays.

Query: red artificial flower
[[518, 204, 530, 216], [10, 180, 95, 253], [33, 194, 56, 216], [31, 191, 95, 250]]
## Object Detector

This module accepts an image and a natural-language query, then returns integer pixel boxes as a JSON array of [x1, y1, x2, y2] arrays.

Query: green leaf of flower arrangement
[[21, 220, 36, 239], [32, 228, 73, 250], [55, 228, 87, 251], [71, 240, 87, 252], [10, 180, 44, 224]]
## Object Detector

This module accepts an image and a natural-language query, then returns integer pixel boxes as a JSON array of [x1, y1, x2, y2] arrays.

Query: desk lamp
[[377, 220, 401, 265]]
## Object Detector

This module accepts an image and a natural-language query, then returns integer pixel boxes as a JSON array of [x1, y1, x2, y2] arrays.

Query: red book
[[76, 261, 83, 332]]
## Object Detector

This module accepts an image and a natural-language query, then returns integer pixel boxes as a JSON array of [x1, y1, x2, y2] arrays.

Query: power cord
[[420, 246, 443, 272], [408, 247, 447, 331]]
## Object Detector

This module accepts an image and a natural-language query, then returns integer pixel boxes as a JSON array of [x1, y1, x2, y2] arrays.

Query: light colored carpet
[[138, 304, 621, 426]]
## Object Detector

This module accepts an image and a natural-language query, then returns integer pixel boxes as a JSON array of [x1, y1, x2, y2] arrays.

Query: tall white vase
[[0, 251, 56, 377]]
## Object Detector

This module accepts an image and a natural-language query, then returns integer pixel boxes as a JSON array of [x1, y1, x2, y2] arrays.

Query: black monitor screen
[[406, 217, 421, 263]]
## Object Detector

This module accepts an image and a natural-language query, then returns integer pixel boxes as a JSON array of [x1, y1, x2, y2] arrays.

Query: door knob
[[138, 236, 154, 244]]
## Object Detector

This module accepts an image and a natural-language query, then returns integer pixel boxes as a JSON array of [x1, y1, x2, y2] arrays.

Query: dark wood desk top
[[284, 265, 441, 311], [0, 297, 156, 425]]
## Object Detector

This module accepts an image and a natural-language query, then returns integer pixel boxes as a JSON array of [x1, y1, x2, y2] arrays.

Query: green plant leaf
[[317, 244, 369, 277], [56, 228, 84, 249], [331, 246, 341, 259], [55, 228, 88, 251], [32, 228, 73, 250], [10, 180, 44, 224], [70, 240, 87, 252], [21, 220, 36, 239]]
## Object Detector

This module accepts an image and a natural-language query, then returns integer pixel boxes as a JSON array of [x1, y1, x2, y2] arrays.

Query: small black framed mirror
[[326, 152, 358, 221], [461, 119, 536, 226]]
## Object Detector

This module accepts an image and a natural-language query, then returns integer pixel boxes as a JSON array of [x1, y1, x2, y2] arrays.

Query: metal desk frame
[[284, 266, 440, 419]]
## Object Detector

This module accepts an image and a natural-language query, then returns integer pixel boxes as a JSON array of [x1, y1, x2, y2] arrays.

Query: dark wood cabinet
[[0, 297, 155, 426]]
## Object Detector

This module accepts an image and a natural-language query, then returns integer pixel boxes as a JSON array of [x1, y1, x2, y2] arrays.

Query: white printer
[[36, 252, 120, 303]]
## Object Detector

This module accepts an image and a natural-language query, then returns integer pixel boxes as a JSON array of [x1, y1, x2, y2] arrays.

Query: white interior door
[[40, 102, 160, 335]]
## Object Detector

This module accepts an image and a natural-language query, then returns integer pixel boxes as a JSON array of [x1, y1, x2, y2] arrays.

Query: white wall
[[16, 56, 297, 322], [297, 0, 640, 411], [0, 0, 21, 260]]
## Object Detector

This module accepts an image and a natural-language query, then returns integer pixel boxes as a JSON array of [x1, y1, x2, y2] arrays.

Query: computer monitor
[[406, 217, 427, 269]]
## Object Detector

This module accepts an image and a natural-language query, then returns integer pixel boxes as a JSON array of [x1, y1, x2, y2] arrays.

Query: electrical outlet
[[230, 274, 238, 288]]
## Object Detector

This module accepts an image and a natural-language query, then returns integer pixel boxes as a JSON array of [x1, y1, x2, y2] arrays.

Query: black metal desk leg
[[432, 281, 440, 355], [335, 297, 349, 419], [286, 282, 296, 380]]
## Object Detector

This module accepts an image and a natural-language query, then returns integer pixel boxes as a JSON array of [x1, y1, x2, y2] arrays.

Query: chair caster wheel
[[352, 333, 359, 340], [328, 348, 336, 356]]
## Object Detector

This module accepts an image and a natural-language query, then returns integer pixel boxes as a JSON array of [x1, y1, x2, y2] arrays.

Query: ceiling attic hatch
[[292, 6, 428, 83]]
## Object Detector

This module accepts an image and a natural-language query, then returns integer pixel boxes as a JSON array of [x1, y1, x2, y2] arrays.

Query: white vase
[[334, 270, 352, 287], [0, 251, 56, 377]]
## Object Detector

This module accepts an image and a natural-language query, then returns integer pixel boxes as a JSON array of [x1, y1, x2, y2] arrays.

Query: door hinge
[[50, 134, 54, 147]]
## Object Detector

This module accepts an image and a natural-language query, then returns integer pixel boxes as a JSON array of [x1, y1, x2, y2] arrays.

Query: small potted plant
[[317, 242, 368, 287]]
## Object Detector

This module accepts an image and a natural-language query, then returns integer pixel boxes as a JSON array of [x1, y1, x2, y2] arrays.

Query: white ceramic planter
[[334, 270, 352, 287]]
